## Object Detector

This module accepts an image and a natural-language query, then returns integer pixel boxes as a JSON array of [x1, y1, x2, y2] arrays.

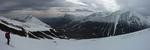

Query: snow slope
[[0, 28, 150, 50], [0, 16, 51, 32]]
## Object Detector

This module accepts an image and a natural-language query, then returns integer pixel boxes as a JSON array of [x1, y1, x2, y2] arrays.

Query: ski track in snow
[[0, 28, 150, 50]]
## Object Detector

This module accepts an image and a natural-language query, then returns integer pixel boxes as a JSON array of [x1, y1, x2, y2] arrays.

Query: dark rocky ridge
[[54, 21, 149, 39], [41, 11, 150, 39]]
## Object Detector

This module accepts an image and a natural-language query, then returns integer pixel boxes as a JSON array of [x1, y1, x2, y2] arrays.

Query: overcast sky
[[0, 0, 150, 17], [117, 0, 150, 16]]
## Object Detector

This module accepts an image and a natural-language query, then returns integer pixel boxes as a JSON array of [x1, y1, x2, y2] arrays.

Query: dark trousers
[[6, 38, 10, 45]]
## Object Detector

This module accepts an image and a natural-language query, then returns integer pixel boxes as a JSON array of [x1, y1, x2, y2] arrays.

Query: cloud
[[116, 0, 150, 16], [0, 0, 92, 17], [0, 0, 150, 17], [66, 0, 87, 6], [0, 0, 50, 12], [0, 0, 78, 13]]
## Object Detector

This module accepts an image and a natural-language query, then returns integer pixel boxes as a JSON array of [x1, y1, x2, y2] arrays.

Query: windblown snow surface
[[0, 28, 150, 50]]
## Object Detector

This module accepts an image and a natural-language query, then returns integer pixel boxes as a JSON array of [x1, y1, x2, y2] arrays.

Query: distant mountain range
[[41, 10, 150, 39], [0, 10, 150, 39]]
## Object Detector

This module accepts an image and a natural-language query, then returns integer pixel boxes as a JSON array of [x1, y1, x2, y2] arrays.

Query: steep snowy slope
[[0, 16, 51, 31], [23, 16, 52, 31], [0, 28, 150, 50], [0, 16, 58, 39], [0, 17, 23, 31], [15, 15, 51, 28]]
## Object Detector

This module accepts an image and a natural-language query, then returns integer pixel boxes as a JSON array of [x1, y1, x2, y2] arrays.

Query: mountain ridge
[[0, 16, 59, 39]]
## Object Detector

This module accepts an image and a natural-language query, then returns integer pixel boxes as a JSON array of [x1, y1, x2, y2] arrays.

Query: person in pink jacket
[[5, 32, 11, 45]]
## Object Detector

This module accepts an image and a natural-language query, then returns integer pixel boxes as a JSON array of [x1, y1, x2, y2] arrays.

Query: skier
[[5, 32, 11, 45]]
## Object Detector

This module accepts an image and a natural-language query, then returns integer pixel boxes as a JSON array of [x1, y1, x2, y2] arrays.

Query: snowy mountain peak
[[111, 10, 149, 26], [84, 10, 149, 25], [24, 15, 51, 28]]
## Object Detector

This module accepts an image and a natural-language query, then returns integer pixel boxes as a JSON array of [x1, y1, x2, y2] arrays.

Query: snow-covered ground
[[0, 28, 150, 50]]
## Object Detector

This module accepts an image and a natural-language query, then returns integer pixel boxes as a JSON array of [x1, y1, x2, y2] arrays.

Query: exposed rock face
[[44, 11, 150, 39]]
